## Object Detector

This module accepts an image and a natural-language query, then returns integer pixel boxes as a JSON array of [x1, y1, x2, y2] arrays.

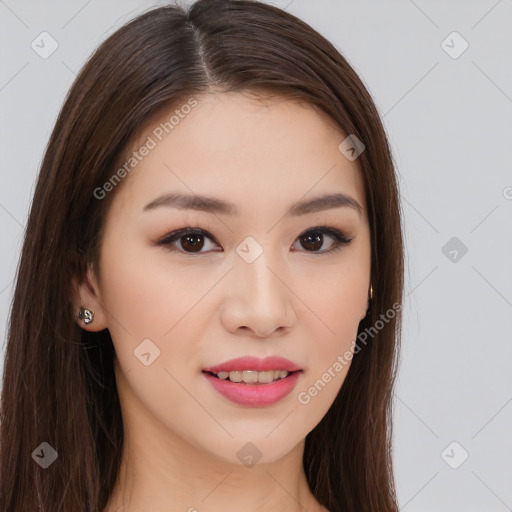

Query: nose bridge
[[236, 240, 286, 308], [224, 236, 295, 335]]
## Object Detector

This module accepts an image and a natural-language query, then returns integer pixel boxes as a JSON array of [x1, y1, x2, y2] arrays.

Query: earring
[[369, 285, 374, 300], [78, 307, 94, 325]]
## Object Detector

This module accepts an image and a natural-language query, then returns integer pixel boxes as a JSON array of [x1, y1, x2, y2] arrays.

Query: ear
[[72, 264, 109, 332]]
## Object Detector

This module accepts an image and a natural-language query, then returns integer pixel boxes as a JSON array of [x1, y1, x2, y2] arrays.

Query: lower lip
[[202, 371, 302, 407]]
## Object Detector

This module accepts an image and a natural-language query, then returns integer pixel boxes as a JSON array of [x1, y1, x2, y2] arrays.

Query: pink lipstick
[[202, 356, 302, 407]]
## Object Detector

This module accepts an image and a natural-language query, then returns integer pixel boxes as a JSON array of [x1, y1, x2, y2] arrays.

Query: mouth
[[201, 356, 303, 405], [202, 367, 303, 406], [202, 369, 302, 385]]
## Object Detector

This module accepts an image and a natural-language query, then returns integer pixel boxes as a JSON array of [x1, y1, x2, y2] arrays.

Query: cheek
[[99, 240, 211, 337], [292, 262, 366, 399], [98, 248, 209, 418], [98, 244, 221, 389], [323, 280, 366, 343], [295, 261, 367, 340]]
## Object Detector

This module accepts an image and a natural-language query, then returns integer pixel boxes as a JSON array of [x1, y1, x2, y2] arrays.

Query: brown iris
[[180, 233, 205, 252], [299, 231, 323, 251]]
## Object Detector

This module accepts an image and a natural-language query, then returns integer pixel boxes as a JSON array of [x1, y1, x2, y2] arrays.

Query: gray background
[[1, 0, 511, 510]]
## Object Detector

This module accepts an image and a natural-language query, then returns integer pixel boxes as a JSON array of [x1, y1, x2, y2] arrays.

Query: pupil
[[183, 234, 203, 252], [301, 232, 322, 251]]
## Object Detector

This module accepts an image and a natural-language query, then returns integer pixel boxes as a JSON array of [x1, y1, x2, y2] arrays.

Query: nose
[[220, 250, 297, 338]]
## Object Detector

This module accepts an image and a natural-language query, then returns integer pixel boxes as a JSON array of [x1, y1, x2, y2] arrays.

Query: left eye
[[292, 227, 354, 254], [156, 226, 354, 255]]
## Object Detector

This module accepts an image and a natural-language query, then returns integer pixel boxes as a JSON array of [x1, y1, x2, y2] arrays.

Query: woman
[[0, 1, 404, 511]]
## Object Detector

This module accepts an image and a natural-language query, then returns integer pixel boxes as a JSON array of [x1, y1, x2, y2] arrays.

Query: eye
[[155, 227, 220, 254], [291, 226, 354, 254], [155, 226, 354, 255]]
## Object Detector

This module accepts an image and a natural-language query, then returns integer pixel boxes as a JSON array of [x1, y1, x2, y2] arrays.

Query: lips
[[202, 355, 302, 374], [202, 364, 302, 407]]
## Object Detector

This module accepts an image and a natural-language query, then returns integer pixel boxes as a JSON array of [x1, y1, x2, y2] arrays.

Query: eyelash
[[155, 225, 354, 255]]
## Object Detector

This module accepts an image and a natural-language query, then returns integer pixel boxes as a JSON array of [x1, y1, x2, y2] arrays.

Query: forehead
[[110, 91, 367, 220]]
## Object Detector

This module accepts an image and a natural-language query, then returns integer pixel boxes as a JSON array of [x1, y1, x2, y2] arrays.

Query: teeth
[[215, 370, 290, 384]]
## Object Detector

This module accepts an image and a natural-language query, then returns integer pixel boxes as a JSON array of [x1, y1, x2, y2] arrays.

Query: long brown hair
[[0, 1, 404, 510]]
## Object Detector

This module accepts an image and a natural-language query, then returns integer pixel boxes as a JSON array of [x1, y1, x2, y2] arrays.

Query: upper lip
[[203, 356, 302, 373]]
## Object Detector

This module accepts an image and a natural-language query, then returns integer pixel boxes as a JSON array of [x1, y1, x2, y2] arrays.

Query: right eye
[[156, 227, 220, 254]]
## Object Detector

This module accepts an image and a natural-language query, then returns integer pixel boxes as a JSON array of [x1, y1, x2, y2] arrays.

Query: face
[[76, 91, 371, 466]]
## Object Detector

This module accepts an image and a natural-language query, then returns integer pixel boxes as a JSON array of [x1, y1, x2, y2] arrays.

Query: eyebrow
[[143, 192, 363, 218]]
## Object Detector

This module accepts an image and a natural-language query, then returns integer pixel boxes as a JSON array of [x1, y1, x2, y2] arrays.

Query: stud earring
[[78, 307, 94, 325]]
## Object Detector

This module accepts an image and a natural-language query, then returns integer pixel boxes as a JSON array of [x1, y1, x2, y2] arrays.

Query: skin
[[74, 91, 371, 512]]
